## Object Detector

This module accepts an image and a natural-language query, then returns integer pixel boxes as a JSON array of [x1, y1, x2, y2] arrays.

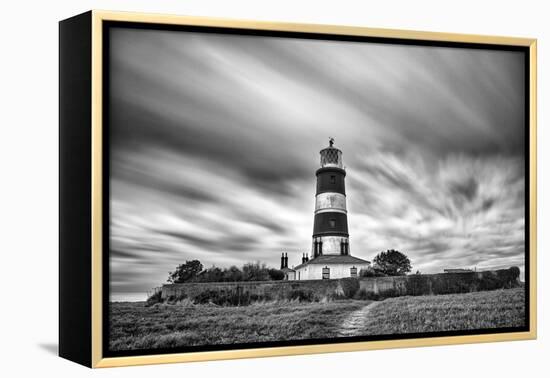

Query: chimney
[[301, 253, 305, 264], [284, 253, 288, 269], [306, 254, 309, 262], [280, 253, 285, 269]]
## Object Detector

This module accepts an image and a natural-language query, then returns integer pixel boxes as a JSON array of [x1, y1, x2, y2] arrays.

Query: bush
[[477, 271, 501, 291], [242, 262, 271, 281], [176, 298, 195, 307], [193, 289, 241, 306], [495, 267, 520, 288], [509, 266, 520, 280], [195, 266, 225, 282], [192, 288, 274, 306], [286, 288, 315, 302], [165, 293, 190, 304], [360, 267, 387, 277], [180, 262, 286, 283], [145, 290, 163, 306], [268, 269, 285, 281]]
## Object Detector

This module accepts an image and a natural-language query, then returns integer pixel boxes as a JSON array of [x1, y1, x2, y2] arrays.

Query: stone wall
[[358, 267, 520, 298], [161, 267, 520, 302], [162, 278, 350, 302]]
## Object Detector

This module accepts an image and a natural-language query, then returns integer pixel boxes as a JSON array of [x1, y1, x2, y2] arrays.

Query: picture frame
[[59, 10, 537, 368]]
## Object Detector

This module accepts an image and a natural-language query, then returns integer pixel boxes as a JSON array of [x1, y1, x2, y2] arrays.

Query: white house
[[292, 254, 370, 280]]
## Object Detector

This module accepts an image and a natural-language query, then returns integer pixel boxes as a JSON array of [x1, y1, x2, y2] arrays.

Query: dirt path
[[338, 301, 379, 337]]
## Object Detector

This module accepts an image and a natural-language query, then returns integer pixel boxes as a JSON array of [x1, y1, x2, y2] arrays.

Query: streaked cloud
[[108, 27, 525, 294]]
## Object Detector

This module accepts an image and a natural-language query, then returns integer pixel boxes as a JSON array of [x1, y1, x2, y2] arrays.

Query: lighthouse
[[312, 137, 350, 257], [287, 138, 371, 280]]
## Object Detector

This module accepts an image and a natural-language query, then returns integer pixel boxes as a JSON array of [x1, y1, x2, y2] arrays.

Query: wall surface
[[3, 1, 548, 378], [162, 268, 520, 301], [357, 268, 520, 297], [162, 278, 347, 301]]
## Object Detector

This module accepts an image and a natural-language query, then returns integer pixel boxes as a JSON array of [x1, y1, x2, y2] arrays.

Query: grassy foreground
[[109, 288, 525, 351], [360, 287, 525, 335], [109, 300, 367, 351]]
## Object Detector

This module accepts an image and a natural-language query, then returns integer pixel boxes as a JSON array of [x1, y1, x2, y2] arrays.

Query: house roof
[[281, 267, 295, 273], [293, 255, 370, 270]]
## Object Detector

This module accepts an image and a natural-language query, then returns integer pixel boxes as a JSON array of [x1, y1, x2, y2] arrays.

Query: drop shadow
[[38, 343, 58, 355]]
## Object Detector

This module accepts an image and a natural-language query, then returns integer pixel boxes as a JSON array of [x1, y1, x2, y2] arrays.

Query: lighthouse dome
[[320, 139, 343, 168]]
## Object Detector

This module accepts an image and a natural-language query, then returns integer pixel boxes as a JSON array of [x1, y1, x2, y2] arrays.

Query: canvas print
[[106, 24, 528, 355]]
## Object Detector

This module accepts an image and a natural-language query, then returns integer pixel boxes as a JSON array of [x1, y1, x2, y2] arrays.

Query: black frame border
[[101, 20, 531, 359]]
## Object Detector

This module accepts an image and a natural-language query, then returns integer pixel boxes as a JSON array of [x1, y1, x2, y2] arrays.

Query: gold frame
[[89, 9, 537, 368]]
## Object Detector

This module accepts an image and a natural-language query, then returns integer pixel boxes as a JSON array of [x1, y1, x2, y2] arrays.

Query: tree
[[373, 249, 412, 276], [167, 261, 286, 283], [242, 262, 270, 281], [195, 266, 224, 282], [223, 265, 244, 282], [167, 260, 203, 283], [268, 268, 285, 281]]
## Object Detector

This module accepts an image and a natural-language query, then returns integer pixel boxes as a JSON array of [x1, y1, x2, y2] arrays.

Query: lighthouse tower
[[312, 138, 349, 257], [280, 138, 370, 280]]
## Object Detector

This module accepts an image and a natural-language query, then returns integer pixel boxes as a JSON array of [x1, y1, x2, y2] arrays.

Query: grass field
[[109, 288, 525, 351], [109, 299, 367, 351], [360, 287, 525, 335]]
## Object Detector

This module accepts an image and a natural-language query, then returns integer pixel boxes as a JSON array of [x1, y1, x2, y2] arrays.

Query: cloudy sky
[[108, 27, 526, 297]]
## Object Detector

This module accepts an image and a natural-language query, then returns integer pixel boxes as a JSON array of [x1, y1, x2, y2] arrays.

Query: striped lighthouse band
[[315, 192, 347, 214], [316, 166, 346, 195], [312, 235, 350, 256], [312, 211, 349, 237]]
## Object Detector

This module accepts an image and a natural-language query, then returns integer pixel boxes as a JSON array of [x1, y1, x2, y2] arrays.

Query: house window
[[322, 266, 330, 279], [350, 266, 357, 278], [329, 219, 336, 228], [330, 175, 336, 184]]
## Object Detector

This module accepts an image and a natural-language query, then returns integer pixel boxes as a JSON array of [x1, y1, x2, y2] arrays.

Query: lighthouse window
[[322, 266, 330, 279], [329, 219, 336, 228], [350, 267, 357, 277], [330, 175, 336, 184]]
